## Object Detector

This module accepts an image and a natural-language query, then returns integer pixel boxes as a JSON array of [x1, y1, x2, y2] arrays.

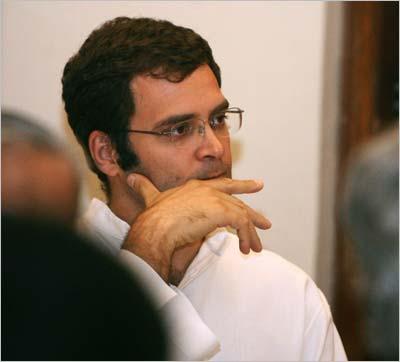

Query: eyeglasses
[[122, 107, 243, 148]]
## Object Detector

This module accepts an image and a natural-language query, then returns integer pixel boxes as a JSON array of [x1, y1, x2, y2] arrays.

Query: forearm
[[122, 211, 174, 281]]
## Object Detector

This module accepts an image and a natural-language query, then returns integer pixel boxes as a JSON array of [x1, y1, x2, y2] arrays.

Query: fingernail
[[255, 179, 264, 187], [127, 174, 136, 187]]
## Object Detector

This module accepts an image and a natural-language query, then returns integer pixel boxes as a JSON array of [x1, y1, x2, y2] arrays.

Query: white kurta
[[80, 198, 347, 361]]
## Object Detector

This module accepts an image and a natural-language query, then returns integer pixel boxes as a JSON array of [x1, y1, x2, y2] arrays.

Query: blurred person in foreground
[[1, 111, 167, 360], [62, 17, 347, 361], [342, 125, 399, 361], [2, 111, 80, 224]]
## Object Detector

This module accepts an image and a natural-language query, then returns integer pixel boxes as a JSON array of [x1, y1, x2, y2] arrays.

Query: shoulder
[[187, 231, 345, 360]]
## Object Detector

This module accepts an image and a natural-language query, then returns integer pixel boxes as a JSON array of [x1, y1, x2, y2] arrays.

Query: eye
[[210, 113, 227, 129], [168, 121, 194, 138]]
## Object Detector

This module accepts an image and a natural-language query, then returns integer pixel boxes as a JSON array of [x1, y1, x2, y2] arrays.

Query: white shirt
[[80, 198, 347, 361]]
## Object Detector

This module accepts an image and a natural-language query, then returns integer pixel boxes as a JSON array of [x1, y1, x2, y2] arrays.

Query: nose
[[194, 124, 225, 160]]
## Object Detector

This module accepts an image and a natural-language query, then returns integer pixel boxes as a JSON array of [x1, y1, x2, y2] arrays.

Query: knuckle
[[224, 178, 234, 188], [237, 200, 247, 212], [202, 186, 215, 196], [238, 215, 251, 228], [186, 179, 200, 188], [213, 197, 227, 210], [239, 205, 250, 218]]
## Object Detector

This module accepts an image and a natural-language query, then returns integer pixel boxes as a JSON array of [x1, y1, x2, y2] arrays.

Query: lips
[[194, 162, 230, 181], [199, 171, 227, 181]]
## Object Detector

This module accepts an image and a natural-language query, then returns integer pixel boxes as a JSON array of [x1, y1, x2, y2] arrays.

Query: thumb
[[127, 173, 160, 206]]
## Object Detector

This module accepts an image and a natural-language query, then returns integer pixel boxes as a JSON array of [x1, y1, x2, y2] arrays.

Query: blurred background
[[2, 1, 398, 359]]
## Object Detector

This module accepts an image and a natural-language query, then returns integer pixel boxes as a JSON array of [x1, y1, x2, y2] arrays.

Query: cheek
[[133, 146, 190, 189], [223, 138, 232, 162], [130, 136, 233, 190], [216, 137, 232, 169]]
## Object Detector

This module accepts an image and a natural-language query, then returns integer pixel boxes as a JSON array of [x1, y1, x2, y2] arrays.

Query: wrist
[[122, 210, 174, 281]]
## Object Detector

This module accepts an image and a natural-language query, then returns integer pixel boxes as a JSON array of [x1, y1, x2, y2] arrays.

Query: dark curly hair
[[62, 17, 221, 197]]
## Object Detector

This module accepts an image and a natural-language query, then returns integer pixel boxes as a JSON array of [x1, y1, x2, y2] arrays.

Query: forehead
[[130, 65, 225, 127]]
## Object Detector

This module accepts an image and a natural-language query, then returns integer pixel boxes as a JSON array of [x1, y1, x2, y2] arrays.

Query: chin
[[150, 167, 232, 192]]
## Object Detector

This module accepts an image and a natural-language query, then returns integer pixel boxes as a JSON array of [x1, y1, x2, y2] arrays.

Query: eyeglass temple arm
[[125, 129, 164, 136], [123, 108, 244, 134], [225, 108, 244, 114]]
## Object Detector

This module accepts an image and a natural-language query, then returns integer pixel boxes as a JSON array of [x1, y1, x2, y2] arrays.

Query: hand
[[122, 174, 272, 282]]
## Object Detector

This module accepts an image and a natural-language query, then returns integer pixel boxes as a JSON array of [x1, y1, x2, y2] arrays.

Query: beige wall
[[2, 1, 336, 288]]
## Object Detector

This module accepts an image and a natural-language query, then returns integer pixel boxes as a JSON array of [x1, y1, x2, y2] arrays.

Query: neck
[[108, 196, 142, 226], [108, 178, 144, 225]]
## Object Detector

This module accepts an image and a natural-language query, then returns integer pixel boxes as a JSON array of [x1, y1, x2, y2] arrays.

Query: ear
[[88, 130, 120, 177]]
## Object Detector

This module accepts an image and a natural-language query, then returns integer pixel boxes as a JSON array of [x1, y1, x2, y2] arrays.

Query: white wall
[[2, 1, 327, 280]]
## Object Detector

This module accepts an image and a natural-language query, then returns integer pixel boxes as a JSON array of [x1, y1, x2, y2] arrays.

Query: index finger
[[202, 178, 264, 195]]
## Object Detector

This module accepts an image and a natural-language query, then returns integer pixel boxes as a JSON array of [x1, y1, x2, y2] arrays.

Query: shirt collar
[[79, 198, 129, 253]]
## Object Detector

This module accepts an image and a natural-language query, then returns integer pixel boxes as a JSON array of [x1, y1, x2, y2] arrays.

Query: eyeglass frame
[[119, 107, 244, 138]]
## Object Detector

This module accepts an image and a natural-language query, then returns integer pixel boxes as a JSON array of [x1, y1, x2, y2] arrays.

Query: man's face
[[126, 65, 232, 191]]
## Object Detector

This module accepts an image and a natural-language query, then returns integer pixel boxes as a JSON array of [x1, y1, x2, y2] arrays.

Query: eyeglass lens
[[166, 111, 241, 148]]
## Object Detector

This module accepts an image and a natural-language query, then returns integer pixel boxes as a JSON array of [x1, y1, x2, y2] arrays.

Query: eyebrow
[[152, 99, 230, 130]]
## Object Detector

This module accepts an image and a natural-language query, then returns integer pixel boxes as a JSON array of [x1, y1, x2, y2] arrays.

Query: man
[[2, 111, 167, 360], [342, 126, 399, 360], [62, 17, 347, 360], [2, 111, 79, 225], [2, 214, 167, 361]]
